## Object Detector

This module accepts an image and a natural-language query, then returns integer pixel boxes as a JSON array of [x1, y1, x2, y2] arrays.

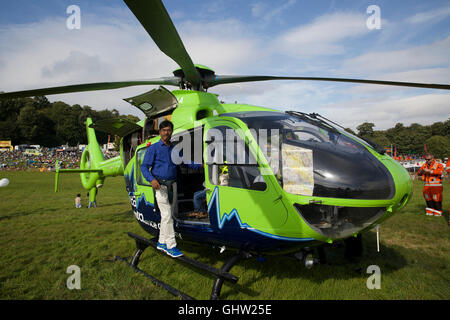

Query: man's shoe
[[165, 246, 183, 258], [157, 242, 167, 252]]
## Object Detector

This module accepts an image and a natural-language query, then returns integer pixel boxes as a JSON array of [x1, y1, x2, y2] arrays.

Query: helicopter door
[[170, 126, 207, 222], [132, 145, 159, 225], [124, 86, 178, 119], [204, 122, 288, 234]]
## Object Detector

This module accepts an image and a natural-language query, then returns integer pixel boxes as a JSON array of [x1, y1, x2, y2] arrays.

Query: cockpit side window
[[221, 111, 395, 200], [206, 125, 266, 191]]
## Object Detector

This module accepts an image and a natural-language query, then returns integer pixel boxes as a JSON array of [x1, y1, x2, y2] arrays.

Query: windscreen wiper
[[285, 111, 340, 134], [287, 111, 385, 155]]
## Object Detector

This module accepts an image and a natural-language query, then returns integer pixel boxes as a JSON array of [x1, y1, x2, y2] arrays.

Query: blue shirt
[[140, 140, 202, 183]]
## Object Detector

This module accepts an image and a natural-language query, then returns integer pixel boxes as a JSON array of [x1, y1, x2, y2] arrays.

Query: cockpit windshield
[[221, 111, 394, 200]]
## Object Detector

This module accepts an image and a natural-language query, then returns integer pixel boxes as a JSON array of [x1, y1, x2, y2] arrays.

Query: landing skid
[[114, 232, 246, 300]]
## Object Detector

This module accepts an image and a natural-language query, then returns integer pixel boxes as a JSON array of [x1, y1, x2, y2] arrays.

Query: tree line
[[352, 120, 450, 160], [1, 96, 449, 159], [0, 96, 139, 147]]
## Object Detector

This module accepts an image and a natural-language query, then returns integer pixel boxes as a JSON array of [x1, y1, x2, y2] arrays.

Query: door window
[[206, 125, 266, 191]]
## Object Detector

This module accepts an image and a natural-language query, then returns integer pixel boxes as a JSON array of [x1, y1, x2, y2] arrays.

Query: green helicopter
[[1, 0, 449, 300]]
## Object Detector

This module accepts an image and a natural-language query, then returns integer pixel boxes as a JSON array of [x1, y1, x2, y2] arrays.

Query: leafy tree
[[0, 96, 142, 147], [17, 104, 56, 145], [17, 104, 39, 143], [357, 122, 375, 138], [2, 94, 449, 160], [440, 118, 450, 140], [32, 96, 51, 110], [425, 136, 450, 160], [370, 132, 390, 147], [0, 120, 19, 143], [344, 127, 356, 135]]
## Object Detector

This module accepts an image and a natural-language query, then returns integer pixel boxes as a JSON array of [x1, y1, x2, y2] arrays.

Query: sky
[[0, 0, 449, 131]]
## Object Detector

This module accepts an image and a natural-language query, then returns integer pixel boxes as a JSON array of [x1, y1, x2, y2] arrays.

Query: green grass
[[0, 171, 449, 300]]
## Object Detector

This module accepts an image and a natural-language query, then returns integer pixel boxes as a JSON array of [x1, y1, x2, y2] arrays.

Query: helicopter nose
[[311, 145, 395, 200], [291, 144, 408, 239], [280, 133, 396, 200], [294, 203, 387, 239]]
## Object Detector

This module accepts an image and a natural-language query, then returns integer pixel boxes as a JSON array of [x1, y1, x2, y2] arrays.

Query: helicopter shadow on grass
[[135, 241, 261, 299], [108, 168, 414, 299], [176, 230, 409, 299]]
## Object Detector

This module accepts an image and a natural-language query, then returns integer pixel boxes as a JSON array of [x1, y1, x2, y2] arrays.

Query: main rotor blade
[[0, 77, 180, 100], [208, 75, 450, 90], [124, 0, 201, 87]]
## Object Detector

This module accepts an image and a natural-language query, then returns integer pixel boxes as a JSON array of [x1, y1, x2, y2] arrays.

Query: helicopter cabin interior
[[127, 121, 210, 223], [130, 122, 270, 224], [121, 87, 224, 223], [123, 123, 272, 223], [120, 86, 277, 224]]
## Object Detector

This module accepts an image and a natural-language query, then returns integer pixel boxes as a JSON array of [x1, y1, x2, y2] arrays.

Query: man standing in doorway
[[140, 120, 201, 257], [417, 153, 444, 217]]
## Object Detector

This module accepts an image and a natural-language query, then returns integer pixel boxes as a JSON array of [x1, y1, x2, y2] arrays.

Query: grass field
[[0, 171, 449, 300]]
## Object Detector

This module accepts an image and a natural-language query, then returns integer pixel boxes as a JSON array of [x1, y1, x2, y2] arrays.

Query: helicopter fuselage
[[121, 89, 412, 255]]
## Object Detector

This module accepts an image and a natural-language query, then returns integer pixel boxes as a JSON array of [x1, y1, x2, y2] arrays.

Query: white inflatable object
[[0, 178, 10, 187]]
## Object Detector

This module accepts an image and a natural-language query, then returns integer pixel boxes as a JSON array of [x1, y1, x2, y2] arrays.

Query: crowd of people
[[392, 154, 422, 161], [0, 148, 119, 171]]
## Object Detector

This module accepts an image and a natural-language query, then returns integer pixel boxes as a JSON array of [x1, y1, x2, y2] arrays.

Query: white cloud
[[341, 36, 450, 75], [0, 18, 170, 83], [41, 51, 109, 79], [214, 80, 339, 117], [1, 2, 449, 132], [251, 0, 297, 24], [178, 19, 261, 73], [0, 14, 262, 117], [406, 5, 450, 24], [0, 17, 175, 117], [319, 93, 450, 130], [275, 12, 370, 56], [251, 2, 266, 18]]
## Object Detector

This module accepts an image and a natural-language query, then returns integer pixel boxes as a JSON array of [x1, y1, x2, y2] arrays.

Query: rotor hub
[[173, 64, 215, 91]]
